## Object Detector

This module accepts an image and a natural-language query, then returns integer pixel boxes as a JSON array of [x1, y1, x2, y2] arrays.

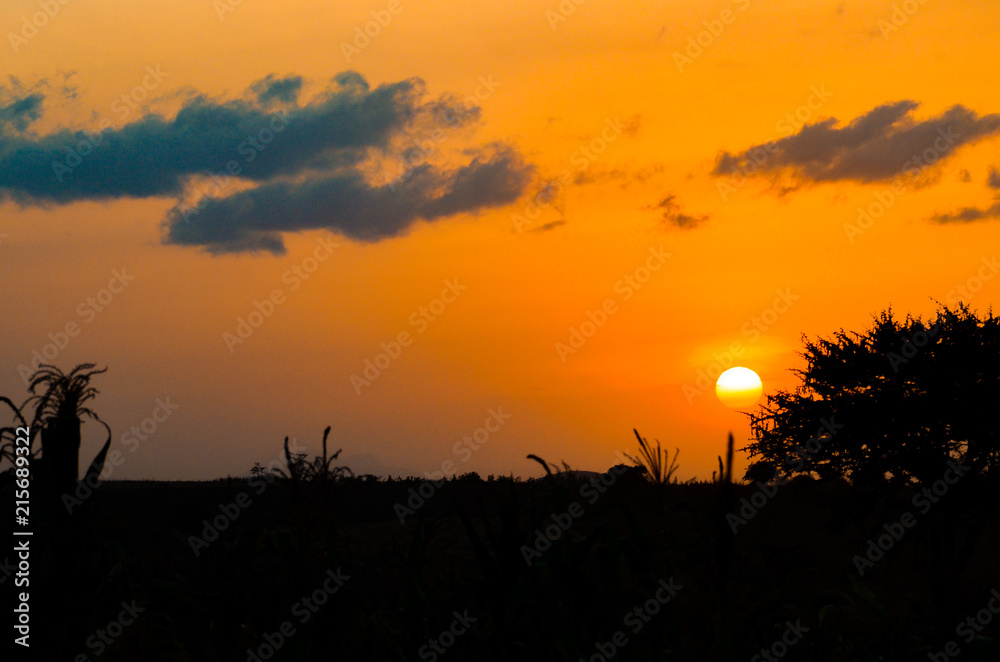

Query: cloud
[[165, 145, 532, 254], [251, 74, 303, 104], [713, 101, 1000, 184], [989, 166, 1000, 189], [529, 220, 566, 234], [647, 194, 707, 229], [0, 71, 534, 253], [573, 162, 664, 187], [0, 81, 44, 132], [930, 166, 1000, 224], [931, 200, 1000, 224]]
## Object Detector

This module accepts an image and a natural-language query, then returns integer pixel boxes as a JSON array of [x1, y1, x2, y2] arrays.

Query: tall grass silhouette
[[624, 428, 681, 486]]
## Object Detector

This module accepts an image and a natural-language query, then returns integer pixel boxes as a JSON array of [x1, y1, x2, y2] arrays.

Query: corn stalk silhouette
[[1, 364, 112, 526]]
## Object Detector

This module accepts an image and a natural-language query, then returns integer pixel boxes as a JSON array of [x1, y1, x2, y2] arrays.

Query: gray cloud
[[0, 92, 43, 132], [0, 71, 534, 253], [165, 145, 532, 254], [931, 200, 1000, 224], [251, 74, 303, 105], [713, 101, 1000, 184], [648, 194, 707, 229], [930, 166, 1000, 223], [989, 166, 1000, 189], [1, 72, 428, 203], [528, 220, 566, 234]]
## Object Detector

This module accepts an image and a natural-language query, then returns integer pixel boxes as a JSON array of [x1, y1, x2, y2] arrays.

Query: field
[[19, 466, 1000, 661]]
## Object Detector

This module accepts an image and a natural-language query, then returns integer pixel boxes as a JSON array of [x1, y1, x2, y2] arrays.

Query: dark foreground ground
[[10, 469, 1000, 661]]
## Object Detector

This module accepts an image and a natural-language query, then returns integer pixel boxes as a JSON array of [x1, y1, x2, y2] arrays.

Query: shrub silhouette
[[1, 363, 112, 516], [744, 303, 1000, 486], [624, 428, 681, 486], [270, 425, 353, 484]]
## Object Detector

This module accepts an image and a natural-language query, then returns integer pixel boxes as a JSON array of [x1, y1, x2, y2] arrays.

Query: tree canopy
[[744, 304, 1000, 486]]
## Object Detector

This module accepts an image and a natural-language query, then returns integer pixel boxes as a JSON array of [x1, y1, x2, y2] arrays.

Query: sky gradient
[[3, 0, 999, 481]]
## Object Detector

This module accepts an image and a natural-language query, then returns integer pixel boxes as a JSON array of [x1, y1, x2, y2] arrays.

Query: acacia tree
[[743, 304, 1000, 486]]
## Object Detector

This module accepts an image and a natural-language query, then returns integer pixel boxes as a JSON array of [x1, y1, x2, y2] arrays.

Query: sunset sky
[[2, 0, 999, 482]]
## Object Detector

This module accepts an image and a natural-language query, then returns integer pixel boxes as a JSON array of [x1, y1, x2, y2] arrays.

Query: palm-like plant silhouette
[[25, 363, 112, 502]]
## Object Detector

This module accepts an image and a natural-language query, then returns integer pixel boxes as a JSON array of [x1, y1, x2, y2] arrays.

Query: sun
[[715, 367, 763, 408]]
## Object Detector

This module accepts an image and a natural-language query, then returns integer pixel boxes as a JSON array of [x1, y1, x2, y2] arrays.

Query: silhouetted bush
[[744, 304, 1000, 486]]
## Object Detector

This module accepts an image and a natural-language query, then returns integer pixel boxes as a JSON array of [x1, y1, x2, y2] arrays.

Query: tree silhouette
[[743, 304, 1000, 486]]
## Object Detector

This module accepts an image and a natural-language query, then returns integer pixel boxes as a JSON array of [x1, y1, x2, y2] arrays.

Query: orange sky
[[2, 0, 999, 481]]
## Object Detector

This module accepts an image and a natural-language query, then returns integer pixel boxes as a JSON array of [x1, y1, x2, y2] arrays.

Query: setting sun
[[715, 367, 763, 408]]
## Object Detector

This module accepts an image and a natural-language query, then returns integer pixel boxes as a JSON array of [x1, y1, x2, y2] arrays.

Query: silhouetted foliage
[[0, 364, 112, 514], [270, 425, 353, 483], [624, 428, 681, 486], [744, 304, 1000, 486]]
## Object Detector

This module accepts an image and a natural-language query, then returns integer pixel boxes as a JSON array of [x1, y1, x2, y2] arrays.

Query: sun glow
[[715, 367, 763, 408]]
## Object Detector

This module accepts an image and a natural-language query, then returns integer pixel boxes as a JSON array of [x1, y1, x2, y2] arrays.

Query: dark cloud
[[0, 92, 43, 132], [931, 200, 1000, 224], [165, 145, 532, 254], [529, 220, 566, 234], [959, 169, 971, 182], [251, 74, 303, 104], [648, 194, 707, 229], [573, 162, 664, 187], [713, 101, 1000, 184], [0, 79, 45, 132], [931, 166, 1000, 223], [989, 166, 1000, 189], [1, 72, 426, 203], [0, 71, 534, 253]]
